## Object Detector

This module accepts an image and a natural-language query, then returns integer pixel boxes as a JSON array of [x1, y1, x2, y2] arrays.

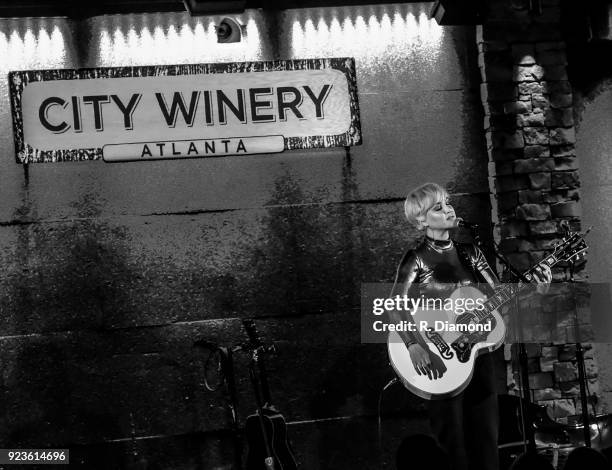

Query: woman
[[390, 183, 551, 470]]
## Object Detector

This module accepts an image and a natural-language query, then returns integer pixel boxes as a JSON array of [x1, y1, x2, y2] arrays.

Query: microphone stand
[[467, 224, 537, 455], [567, 254, 592, 449]]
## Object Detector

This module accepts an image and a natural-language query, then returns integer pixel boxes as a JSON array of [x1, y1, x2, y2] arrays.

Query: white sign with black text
[[9, 58, 361, 163]]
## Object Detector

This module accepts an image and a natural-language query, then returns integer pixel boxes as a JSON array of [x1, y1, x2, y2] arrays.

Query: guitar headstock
[[551, 228, 589, 264]]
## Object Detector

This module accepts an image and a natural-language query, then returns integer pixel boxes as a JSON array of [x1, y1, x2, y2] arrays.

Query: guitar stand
[[194, 339, 244, 470]]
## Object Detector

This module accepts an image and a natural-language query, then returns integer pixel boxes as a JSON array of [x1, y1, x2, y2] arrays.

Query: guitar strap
[[455, 242, 482, 280]]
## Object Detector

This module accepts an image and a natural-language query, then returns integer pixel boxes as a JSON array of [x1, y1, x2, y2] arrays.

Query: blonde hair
[[404, 183, 448, 229]]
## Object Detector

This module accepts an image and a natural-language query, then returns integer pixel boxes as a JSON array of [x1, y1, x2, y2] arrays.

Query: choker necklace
[[425, 236, 453, 251]]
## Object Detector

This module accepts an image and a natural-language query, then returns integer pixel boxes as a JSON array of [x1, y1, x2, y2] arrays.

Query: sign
[[9, 58, 361, 163]]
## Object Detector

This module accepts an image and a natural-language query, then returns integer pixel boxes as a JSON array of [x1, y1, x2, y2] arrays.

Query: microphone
[[453, 217, 478, 229]]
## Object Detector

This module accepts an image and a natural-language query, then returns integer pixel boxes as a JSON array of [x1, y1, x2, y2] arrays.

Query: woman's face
[[421, 194, 456, 230]]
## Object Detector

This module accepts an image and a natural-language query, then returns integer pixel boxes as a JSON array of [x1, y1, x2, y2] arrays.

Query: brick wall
[[478, 0, 600, 420]]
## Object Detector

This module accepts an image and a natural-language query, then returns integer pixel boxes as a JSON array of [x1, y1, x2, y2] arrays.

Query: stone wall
[[478, 0, 600, 419]]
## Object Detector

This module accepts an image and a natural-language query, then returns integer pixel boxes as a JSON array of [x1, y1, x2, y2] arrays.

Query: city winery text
[[37, 85, 332, 134]]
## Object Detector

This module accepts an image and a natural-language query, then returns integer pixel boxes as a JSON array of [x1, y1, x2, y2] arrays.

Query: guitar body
[[245, 407, 298, 470], [388, 285, 505, 400]]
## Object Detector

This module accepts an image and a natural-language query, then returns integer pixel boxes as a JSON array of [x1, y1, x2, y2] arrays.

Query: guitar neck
[[243, 319, 273, 405], [478, 251, 560, 319]]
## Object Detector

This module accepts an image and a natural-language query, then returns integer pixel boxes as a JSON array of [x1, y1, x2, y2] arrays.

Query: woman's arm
[[388, 250, 420, 346], [470, 243, 551, 292], [389, 250, 444, 379], [471, 244, 499, 290]]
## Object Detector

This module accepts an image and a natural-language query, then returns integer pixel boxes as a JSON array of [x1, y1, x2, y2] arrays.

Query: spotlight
[[216, 17, 244, 43]]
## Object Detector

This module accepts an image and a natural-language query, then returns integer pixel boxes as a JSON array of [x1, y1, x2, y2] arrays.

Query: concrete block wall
[[0, 4, 495, 468]]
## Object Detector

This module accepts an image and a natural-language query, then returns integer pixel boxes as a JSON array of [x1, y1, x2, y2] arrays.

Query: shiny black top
[[392, 237, 498, 300]]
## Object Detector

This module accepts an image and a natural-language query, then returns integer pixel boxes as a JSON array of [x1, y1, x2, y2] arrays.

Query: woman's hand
[[533, 264, 552, 294], [407, 344, 446, 380]]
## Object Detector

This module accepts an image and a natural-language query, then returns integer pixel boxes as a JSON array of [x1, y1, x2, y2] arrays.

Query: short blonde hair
[[404, 183, 448, 229]]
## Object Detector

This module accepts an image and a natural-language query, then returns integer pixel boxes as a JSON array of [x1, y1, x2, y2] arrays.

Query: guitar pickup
[[451, 336, 474, 363]]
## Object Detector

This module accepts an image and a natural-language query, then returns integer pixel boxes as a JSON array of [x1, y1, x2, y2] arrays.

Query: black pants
[[428, 352, 499, 470]]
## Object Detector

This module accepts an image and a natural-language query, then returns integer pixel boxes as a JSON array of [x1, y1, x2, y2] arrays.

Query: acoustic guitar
[[387, 231, 588, 400], [244, 320, 298, 470]]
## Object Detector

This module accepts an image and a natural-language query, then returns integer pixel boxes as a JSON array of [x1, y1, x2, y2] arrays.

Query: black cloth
[[393, 237, 498, 300], [391, 237, 500, 470], [428, 353, 499, 470]]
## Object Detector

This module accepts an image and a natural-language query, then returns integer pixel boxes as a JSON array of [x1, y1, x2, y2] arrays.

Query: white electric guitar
[[387, 231, 588, 400]]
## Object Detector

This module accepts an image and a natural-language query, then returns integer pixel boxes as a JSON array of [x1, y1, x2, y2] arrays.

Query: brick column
[[477, 0, 600, 420]]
